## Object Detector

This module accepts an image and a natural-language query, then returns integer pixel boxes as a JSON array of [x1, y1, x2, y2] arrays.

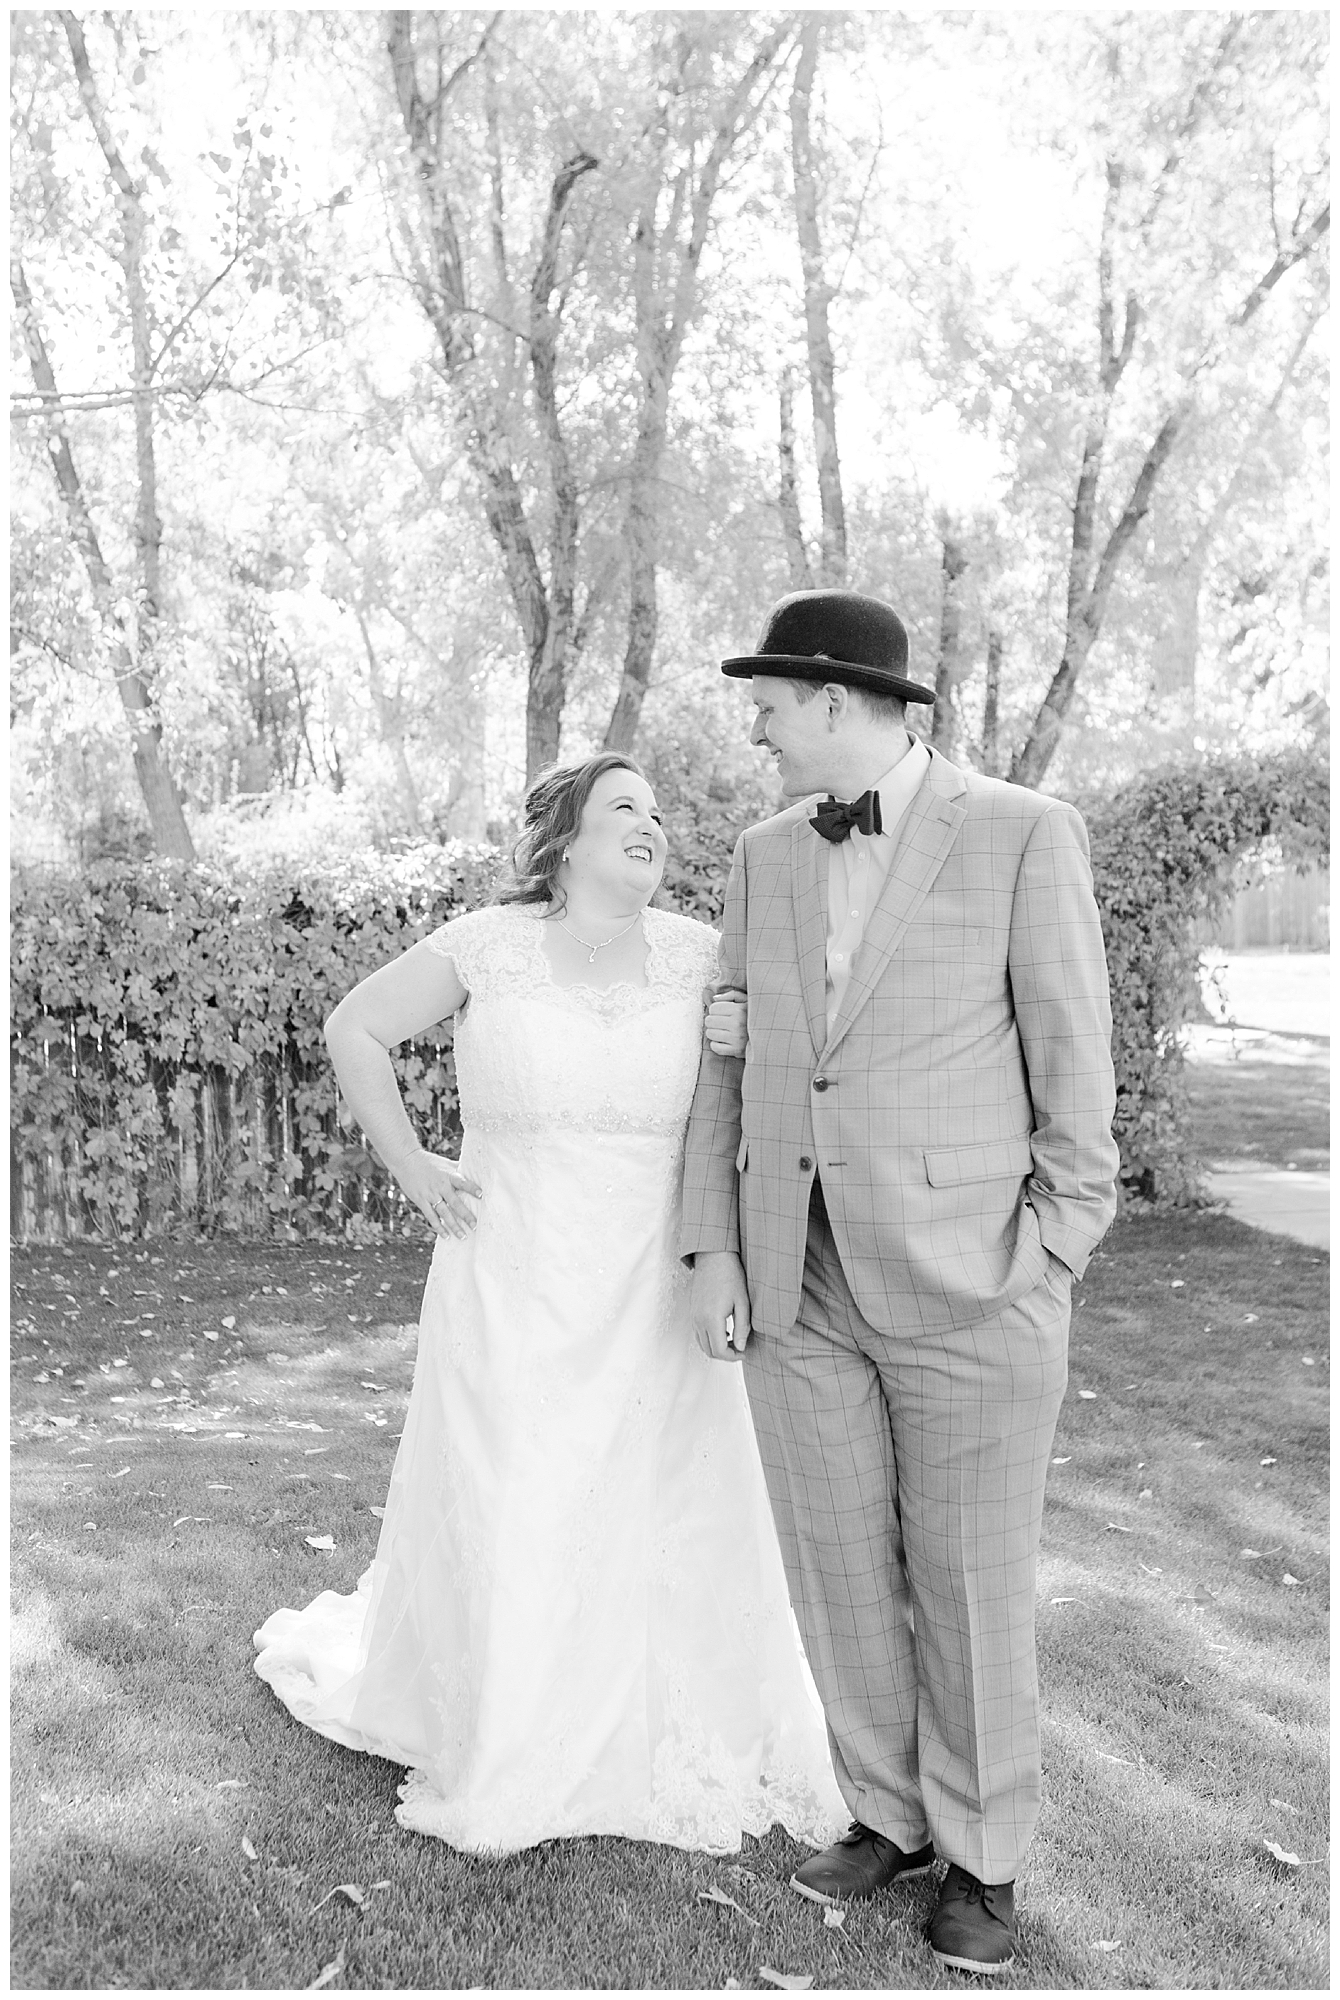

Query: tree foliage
[[9, 9, 1329, 862]]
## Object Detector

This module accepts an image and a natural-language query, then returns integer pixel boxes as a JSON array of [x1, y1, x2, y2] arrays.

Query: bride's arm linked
[[324, 940, 483, 1240]]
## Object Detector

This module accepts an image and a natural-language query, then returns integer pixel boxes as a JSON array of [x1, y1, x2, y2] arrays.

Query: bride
[[253, 751, 845, 1856]]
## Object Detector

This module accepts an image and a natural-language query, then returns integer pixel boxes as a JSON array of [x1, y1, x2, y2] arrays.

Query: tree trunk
[[789, 16, 846, 584], [50, 13, 196, 858], [10, 249, 195, 859], [387, 10, 572, 779], [931, 527, 967, 756], [604, 22, 793, 753], [1010, 123, 1329, 789], [777, 368, 813, 588], [351, 605, 422, 831], [527, 149, 599, 776], [981, 625, 1003, 777]]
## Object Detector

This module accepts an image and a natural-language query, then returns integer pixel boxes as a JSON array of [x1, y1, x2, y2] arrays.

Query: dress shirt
[[824, 734, 931, 1034]]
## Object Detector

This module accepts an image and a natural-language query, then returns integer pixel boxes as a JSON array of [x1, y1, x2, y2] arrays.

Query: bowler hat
[[722, 588, 934, 704]]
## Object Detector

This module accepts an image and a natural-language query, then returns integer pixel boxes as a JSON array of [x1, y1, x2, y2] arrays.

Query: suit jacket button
[[799, 1155, 813, 1171], [812, 1076, 829, 1091]]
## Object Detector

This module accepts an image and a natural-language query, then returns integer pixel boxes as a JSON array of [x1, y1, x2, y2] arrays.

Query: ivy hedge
[[1082, 746, 1328, 1204], [10, 749, 1328, 1239]]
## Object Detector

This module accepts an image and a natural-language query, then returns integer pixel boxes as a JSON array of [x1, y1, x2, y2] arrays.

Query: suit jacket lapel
[[823, 751, 968, 1057], [790, 815, 829, 1058]]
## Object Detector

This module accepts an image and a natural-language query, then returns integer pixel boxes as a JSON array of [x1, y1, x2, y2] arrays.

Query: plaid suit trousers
[[744, 1178, 1069, 1884]]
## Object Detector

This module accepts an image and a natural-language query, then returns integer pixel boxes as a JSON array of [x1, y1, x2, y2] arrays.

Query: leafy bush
[[11, 845, 503, 1241], [10, 749, 1327, 1238], [1082, 747, 1328, 1204]]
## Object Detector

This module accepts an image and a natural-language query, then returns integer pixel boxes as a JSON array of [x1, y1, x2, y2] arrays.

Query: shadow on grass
[[10, 1215, 1329, 1988]]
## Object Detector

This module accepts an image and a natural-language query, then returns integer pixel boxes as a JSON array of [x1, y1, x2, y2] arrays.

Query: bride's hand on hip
[[397, 1150, 483, 1239], [705, 988, 747, 1058]]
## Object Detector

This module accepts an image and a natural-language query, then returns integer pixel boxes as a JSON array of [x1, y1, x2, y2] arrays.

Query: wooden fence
[[10, 1023, 460, 1245], [1197, 864, 1329, 951]]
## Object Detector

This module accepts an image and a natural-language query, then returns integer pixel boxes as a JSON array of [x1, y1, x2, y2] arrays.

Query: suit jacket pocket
[[923, 1136, 1034, 1187], [898, 925, 982, 955]]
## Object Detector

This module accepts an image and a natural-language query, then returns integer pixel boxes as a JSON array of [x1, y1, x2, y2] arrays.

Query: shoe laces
[[946, 1863, 989, 1908]]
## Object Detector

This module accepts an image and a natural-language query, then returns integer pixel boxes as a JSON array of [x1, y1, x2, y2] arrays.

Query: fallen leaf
[[222, 1315, 236, 1329], [759, 1973, 814, 1991], [1138, 1561, 1163, 1575], [111, 1467, 131, 1478], [1078, 1389, 1097, 1400], [216, 1779, 248, 1790], [241, 1835, 258, 1860], [1270, 1798, 1299, 1814], [369, 1506, 385, 1519], [1169, 1279, 1185, 1288], [361, 1382, 388, 1392], [1260, 1456, 1277, 1466], [305, 1535, 335, 1551], [1241, 1548, 1262, 1559], [1106, 1522, 1132, 1533], [1051, 1455, 1072, 1465], [370, 1879, 392, 1890], [1282, 1573, 1301, 1588], [822, 1906, 846, 1929], [1092, 1940, 1122, 1952], [1263, 1839, 1301, 1867], [1301, 1356, 1315, 1367], [304, 1447, 329, 1456], [306, 1945, 347, 1990], [172, 1516, 211, 1527], [1138, 1487, 1152, 1501], [1050, 1596, 1079, 1605], [312, 1882, 365, 1911], [204, 1331, 219, 1342], [1098, 1752, 1133, 1765], [697, 1886, 758, 1925], [1243, 1313, 1258, 1323], [1192, 1582, 1215, 1605], [208, 1484, 233, 1492]]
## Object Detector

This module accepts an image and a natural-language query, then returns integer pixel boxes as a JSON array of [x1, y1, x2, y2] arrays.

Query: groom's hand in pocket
[[691, 1251, 752, 1364]]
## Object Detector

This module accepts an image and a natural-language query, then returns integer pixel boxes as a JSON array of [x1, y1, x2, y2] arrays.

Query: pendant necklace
[[557, 911, 643, 964]]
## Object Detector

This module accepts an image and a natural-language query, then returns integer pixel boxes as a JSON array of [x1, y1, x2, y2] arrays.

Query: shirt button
[[799, 1155, 813, 1171]]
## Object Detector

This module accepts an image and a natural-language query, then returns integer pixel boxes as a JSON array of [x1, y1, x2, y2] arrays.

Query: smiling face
[[749, 675, 844, 799], [560, 766, 668, 904]]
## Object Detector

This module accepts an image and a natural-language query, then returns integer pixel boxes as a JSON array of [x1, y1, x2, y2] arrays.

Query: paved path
[[1192, 953, 1329, 1250]]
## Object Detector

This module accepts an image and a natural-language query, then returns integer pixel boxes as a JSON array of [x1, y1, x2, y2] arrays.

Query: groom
[[682, 588, 1118, 1976]]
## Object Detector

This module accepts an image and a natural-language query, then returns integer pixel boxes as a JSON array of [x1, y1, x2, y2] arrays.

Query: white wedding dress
[[254, 903, 846, 1856]]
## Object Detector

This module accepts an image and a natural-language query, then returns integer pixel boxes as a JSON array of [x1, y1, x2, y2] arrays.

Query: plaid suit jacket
[[681, 748, 1119, 1338]]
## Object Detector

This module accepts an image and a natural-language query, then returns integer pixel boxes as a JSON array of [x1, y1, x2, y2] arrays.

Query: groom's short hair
[[788, 678, 907, 727]]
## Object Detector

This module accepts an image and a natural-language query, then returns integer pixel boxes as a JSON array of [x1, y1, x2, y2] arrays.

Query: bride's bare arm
[[325, 940, 483, 1238]]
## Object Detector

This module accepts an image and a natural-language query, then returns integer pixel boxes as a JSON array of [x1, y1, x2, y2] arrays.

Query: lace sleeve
[[650, 910, 722, 1002], [422, 907, 491, 994]]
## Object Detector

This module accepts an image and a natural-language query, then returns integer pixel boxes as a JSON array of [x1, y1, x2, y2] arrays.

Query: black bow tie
[[810, 790, 883, 843]]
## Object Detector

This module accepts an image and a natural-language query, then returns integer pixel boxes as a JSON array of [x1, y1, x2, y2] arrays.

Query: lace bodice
[[424, 903, 720, 1139]]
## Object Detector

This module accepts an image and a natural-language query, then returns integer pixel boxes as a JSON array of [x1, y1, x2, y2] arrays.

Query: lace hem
[[394, 1758, 844, 1858]]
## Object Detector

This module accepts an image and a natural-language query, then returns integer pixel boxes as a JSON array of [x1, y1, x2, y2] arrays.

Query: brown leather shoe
[[926, 1864, 1018, 1975], [789, 1821, 936, 1907]]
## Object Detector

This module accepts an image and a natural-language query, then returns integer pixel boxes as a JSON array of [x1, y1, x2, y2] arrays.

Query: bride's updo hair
[[499, 751, 648, 913]]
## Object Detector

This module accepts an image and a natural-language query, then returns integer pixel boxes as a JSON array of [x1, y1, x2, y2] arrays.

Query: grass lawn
[[1182, 1026, 1329, 1173], [11, 1205, 1328, 1990]]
